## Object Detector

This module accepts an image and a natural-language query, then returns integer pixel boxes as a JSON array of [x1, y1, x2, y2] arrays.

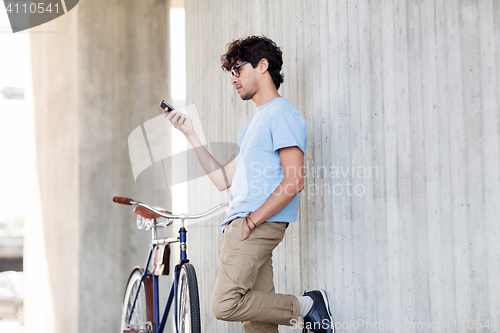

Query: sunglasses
[[230, 61, 249, 79]]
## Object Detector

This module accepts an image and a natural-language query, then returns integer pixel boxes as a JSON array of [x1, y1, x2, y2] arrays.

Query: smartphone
[[160, 100, 175, 112]]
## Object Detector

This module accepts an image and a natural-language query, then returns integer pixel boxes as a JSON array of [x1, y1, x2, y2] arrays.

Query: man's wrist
[[243, 217, 253, 231], [186, 132, 196, 143], [246, 214, 257, 230]]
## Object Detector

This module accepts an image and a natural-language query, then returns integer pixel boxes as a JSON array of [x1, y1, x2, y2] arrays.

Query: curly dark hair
[[221, 36, 284, 90]]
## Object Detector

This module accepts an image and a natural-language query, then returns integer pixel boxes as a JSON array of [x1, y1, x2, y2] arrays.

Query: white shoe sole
[[318, 289, 334, 332]]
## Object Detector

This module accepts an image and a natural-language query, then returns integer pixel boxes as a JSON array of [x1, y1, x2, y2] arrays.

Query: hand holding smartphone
[[160, 100, 186, 124], [160, 100, 175, 113]]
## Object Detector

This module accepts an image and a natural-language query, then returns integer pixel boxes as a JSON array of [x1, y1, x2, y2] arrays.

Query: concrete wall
[[184, 0, 500, 332], [28, 0, 172, 332]]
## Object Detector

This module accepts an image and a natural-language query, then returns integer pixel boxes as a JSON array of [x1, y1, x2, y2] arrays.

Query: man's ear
[[259, 58, 269, 73]]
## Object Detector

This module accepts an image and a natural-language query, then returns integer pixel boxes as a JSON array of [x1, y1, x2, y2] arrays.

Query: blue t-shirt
[[221, 97, 307, 231]]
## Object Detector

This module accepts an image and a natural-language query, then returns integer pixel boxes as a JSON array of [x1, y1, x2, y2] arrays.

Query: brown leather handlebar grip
[[113, 196, 133, 205]]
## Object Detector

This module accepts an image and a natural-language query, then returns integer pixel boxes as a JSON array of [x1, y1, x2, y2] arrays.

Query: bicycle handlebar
[[113, 196, 228, 220], [113, 196, 133, 205]]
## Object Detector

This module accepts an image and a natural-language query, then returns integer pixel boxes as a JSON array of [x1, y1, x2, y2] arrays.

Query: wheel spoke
[[121, 270, 152, 333]]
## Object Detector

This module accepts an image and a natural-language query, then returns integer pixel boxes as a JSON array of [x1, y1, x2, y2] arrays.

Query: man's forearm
[[186, 132, 229, 191], [249, 178, 303, 225]]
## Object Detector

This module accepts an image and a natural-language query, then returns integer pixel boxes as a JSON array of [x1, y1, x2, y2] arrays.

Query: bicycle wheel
[[176, 263, 201, 333], [120, 268, 154, 333]]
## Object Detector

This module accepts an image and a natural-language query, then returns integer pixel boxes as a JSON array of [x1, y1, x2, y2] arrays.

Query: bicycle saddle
[[134, 206, 172, 219]]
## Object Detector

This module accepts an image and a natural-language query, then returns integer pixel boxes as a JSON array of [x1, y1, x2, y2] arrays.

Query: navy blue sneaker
[[302, 290, 334, 333]]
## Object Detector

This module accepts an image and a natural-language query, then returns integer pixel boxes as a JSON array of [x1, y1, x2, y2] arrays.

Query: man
[[166, 36, 333, 333]]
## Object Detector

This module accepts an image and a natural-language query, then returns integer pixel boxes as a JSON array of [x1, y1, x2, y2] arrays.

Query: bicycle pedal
[[122, 329, 152, 333], [123, 322, 153, 333]]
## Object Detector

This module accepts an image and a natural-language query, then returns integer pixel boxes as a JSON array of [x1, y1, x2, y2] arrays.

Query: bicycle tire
[[120, 268, 154, 333], [176, 263, 201, 333]]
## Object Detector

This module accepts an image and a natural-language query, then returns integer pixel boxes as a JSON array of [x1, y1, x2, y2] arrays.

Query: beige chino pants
[[211, 217, 299, 333]]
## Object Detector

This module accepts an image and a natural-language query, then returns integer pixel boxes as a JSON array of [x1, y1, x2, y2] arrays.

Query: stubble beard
[[241, 91, 254, 101], [240, 78, 259, 101]]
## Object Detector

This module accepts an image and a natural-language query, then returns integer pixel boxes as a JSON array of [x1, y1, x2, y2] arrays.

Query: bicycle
[[113, 196, 227, 333]]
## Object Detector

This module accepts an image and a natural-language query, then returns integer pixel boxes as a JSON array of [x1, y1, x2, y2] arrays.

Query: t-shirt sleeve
[[271, 110, 307, 155]]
